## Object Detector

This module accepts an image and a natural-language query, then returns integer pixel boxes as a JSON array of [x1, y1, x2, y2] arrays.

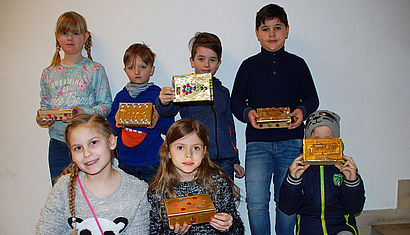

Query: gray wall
[[0, 0, 409, 234]]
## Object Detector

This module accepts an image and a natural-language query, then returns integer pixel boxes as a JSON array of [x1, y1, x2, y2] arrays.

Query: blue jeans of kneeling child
[[118, 162, 159, 183], [245, 139, 302, 235]]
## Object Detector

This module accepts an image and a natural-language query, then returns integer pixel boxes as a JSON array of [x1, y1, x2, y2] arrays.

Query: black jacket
[[279, 165, 365, 235]]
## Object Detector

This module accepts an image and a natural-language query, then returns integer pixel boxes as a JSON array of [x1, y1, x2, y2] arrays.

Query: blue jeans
[[118, 162, 159, 183], [213, 158, 235, 180], [245, 139, 302, 235], [48, 138, 71, 185]]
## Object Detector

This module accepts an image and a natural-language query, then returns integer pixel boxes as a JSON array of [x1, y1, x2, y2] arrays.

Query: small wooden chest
[[164, 194, 216, 226], [256, 107, 291, 129], [172, 73, 213, 103], [38, 109, 74, 121], [117, 102, 153, 127], [303, 138, 344, 165]]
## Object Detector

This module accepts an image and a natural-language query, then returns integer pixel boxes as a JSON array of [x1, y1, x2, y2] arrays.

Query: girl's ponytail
[[58, 161, 79, 234], [50, 41, 62, 67], [84, 32, 93, 61]]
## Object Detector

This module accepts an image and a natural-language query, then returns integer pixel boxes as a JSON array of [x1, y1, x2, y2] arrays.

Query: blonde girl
[[36, 114, 149, 234], [35, 11, 112, 185], [148, 118, 244, 234]]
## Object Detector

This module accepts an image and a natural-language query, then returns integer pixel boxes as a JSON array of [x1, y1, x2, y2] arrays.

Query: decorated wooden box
[[172, 73, 213, 103], [38, 109, 74, 121], [303, 138, 344, 165], [117, 102, 153, 127], [256, 107, 291, 129], [164, 194, 216, 226]]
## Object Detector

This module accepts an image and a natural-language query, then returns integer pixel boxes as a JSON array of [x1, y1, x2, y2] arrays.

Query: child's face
[[190, 46, 221, 76], [68, 125, 116, 176], [169, 132, 207, 182], [311, 126, 335, 138], [56, 31, 88, 57], [124, 56, 155, 84], [256, 18, 289, 52]]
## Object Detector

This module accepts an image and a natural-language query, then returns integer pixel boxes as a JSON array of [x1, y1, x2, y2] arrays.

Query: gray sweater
[[36, 166, 149, 234]]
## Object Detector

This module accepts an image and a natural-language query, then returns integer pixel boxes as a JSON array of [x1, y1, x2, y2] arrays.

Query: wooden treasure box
[[303, 138, 344, 165], [256, 107, 292, 129], [172, 73, 213, 103], [38, 109, 74, 121], [164, 194, 216, 225], [117, 102, 153, 127]]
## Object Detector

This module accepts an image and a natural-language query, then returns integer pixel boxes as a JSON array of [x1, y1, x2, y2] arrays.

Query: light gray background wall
[[1, 0, 409, 234]]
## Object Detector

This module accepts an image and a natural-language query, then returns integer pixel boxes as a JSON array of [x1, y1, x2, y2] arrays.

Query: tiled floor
[[357, 180, 410, 234], [371, 222, 410, 235]]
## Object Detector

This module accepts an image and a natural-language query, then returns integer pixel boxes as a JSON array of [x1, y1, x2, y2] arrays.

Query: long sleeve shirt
[[40, 58, 112, 142], [231, 47, 319, 143], [36, 166, 149, 234]]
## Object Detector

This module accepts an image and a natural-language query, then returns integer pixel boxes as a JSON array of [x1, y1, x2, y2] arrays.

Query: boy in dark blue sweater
[[279, 110, 365, 235], [231, 3, 319, 235], [107, 43, 174, 183]]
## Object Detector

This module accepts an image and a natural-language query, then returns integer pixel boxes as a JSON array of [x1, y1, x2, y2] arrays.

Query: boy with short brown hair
[[231, 3, 319, 235]]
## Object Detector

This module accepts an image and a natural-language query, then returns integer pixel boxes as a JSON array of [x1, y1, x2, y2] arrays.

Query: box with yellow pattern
[[303, 138, 344, 165]]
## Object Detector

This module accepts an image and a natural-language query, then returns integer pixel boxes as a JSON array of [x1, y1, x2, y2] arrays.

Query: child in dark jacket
[[107, 43, 174, 183], [279, 110, 365, 235], [156, 32, 244, 180]]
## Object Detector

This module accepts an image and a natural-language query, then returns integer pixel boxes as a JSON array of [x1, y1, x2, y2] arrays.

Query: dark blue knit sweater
[[231, 47, 319, 143]]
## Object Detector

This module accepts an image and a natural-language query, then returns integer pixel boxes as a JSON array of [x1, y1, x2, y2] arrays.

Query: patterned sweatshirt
[[40, 57, 112, 142], [148, 174, 244, 235], [36, 166, 149, 234]]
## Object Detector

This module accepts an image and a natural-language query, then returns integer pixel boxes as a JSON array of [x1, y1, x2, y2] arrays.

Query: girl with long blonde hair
[[36, 114, 148, 234]]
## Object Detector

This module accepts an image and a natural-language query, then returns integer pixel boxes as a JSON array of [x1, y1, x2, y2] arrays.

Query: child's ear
[[190, 57, 195, 68], [84, 31, 90, 43], [109, 134, 117, 150], [255, 28, 261, 42], [150, 65, 155, 76], [285, 25, 290, 39]]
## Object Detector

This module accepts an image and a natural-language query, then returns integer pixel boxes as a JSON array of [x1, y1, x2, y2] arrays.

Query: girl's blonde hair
[[58, 114, 115, 225], [51, 11, 93, 67], [149, 118, 240, 202]]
